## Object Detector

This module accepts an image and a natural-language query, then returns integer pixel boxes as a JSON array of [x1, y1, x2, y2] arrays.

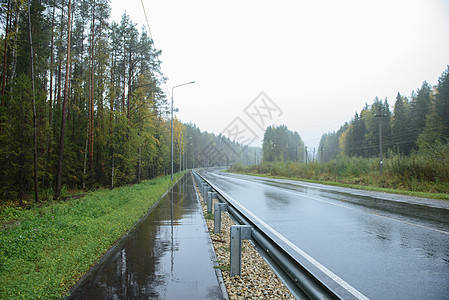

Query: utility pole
[[305, 146, 308, 164], [170, 92, 173, 179], [179, 131, 182, 173]]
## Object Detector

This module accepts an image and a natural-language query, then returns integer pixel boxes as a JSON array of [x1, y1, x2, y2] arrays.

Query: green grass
[[226, 171, 449, 201], [0, 173, 183, 299], [214, 264, 230, 272]]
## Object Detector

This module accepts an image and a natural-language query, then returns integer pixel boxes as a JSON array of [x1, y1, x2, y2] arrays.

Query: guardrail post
[[230, 225, 253, 277], [203, 186, 211, 204], [207, 192, 217, 213], [200, 182, 205, 196], [214, 203, 228, 233]]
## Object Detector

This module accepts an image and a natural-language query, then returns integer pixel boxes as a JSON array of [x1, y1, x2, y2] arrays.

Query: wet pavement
[[201, 169, 449, 300], [68, 173, 224, 300]]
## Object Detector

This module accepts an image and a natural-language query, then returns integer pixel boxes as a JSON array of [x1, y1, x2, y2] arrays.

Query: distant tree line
[[185, 123, 261, 168], [319, 66, 449, 162], [262, 125, 305, 163]]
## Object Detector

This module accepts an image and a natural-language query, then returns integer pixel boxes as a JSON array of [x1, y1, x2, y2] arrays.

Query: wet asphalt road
[[200, 169, 449, 300]]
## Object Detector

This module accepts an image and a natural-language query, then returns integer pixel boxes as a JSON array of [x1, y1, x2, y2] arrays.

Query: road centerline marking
[[222, 173, 449, 235]]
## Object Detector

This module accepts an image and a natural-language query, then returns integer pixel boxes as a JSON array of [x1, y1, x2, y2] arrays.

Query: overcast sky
[[110, 0, 449, 149]]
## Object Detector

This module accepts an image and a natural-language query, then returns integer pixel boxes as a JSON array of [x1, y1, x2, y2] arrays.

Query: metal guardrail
[[191, 170, 346, 300]]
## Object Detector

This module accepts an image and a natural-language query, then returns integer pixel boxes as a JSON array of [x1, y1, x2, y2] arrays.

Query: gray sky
[[110, 0, 449, 150]]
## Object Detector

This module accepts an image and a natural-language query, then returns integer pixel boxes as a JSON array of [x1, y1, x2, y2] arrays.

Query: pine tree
[[262, 125, 305, 162], [55, 0, 72, 199], [392, 92, 412, 154], [27, 0, 39, 202], [345, 112, 368, 157], [435, 66, 449, 137], [1, 0, 11, 103], [409, 81, 431, 148]]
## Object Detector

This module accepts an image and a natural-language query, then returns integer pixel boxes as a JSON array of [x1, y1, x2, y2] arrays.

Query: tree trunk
[[110, 45, 115, 189], [138, 141, 141, 182], [98, 19, 104, 134], [1, 0, 11, 105], [122, 39, 126, 113], [44, 4, 56, 189], [89, 0, 96, 187], [56, 0, 65, 115], [55, 0, 72, 199], [82, 122, 88, 189], [111, 150, 114, 189], [18, 91, 25, 206], [137, 109, 141, 182], [9, 13, 19, 95], [127, 52, 132, 119], [27, 0, 39, 203]]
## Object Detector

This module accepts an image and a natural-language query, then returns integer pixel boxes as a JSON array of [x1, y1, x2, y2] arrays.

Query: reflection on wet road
[[201, 170, 449, 300], [69, 174, 222, 299]]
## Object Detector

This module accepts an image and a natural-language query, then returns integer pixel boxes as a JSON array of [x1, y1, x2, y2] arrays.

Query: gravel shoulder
[[195, 183, 295, 299]]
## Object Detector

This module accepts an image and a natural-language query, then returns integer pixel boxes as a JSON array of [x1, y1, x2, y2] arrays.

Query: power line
[[139, 0, 154, 42], [139, 0, 172, 100]]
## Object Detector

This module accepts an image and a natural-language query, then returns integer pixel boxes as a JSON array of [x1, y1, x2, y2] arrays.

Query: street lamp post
[[171, 81, 195, 180], [179, 131, 182, 174]]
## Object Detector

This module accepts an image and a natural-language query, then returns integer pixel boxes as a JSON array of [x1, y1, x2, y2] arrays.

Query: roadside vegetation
[[243, 66, 449, 200], [0, 173, 182, 299], [0, 2, 251, 207], [229, 142, 449, 200]]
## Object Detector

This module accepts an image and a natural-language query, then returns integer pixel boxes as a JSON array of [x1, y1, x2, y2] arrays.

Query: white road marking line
[[210, 181, 370, 300], [272, 226, 370, 300]]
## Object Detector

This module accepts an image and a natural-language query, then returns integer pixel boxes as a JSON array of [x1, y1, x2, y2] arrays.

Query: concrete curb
[[192, 172, 230, 300]]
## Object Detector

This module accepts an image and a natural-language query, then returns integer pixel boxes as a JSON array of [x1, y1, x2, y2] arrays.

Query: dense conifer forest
[[318, 68, 449, 161], [0, 0, 252, 203]]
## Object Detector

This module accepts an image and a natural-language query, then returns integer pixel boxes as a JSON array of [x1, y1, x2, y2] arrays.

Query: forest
[[262, 124, 305, 163], [259, 66, 449, 165], [319, 67, 449, 161], [232, 66, 449, 195], [0, 0, 252, 205]]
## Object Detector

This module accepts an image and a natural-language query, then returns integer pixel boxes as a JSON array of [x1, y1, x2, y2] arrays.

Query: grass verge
[[226, 171, 449, 201], [0, 173, 183, 299]]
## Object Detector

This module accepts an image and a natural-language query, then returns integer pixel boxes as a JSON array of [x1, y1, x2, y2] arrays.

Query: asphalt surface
[[68, 174, 224, 300], [200, 169, 449, 300]]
